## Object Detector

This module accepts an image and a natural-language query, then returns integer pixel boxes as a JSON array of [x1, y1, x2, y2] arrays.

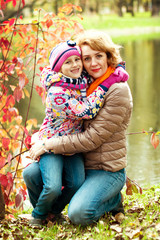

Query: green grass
[[79, 12, 160, 30], [2, 185, 157, 240], [73, 12, 160, 43], [34, 185, 160, 239]]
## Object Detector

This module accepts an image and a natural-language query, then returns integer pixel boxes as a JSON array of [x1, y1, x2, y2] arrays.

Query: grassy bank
[[1, 185, 160, 239], [80, 12, 160, 30], [75, 12, 160, 43]]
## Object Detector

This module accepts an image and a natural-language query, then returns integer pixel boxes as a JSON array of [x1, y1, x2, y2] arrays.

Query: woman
[[29, 30, 133, 226]]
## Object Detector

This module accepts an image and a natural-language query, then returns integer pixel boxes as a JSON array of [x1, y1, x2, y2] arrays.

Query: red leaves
[[9, 18, 15, 26], [5, 95, 15, 107], [25, 135, 32, 149], [15, 193, 22, 208], [0, 37, 10, 48], [2, 138, 10, 151], [0, 1, 84, 214], [0, 0, 7, 9], [46, 19, 53, 28], [13, 86, 22, 102], [0, 174, 8, 188], [150, 132, 159, 149], [15, 187, 27, 208]]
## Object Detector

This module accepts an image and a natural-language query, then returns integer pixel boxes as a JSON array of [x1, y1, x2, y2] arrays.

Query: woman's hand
[[29, 140, 46, 160], [31, 132, 39, 145]]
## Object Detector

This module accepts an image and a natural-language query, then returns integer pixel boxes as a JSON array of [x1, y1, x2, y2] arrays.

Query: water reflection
[[18, 39, 160, 186], [121, 39, 160, 186]]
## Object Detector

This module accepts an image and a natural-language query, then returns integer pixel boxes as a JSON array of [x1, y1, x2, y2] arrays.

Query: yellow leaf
[[32, 20, 38, 24], [26, 118, 38, 131], [58, 12, 65, 18], [15, 116, 22, 125], [23, 88, 30, 98]]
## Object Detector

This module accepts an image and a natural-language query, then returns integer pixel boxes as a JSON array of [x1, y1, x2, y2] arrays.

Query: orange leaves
[[0, 156, 6, 169], [128, 130, 160, 149], [35, 85, 46, 104], [150, 132, 159, 149], [59, 3, 82, 15], [1, 2, 85, 212]]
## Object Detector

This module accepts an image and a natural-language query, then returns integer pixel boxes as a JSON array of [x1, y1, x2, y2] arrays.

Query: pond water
[[18, 39, 160, 187], [122, 39, 160, 187]]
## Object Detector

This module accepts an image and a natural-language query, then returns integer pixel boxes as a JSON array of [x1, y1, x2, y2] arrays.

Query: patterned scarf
[[50, 71, 91, 101]]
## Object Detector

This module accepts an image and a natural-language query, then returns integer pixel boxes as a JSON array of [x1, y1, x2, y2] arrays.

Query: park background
[[3, 0, 159, 186], [0, 0, 160, 239]]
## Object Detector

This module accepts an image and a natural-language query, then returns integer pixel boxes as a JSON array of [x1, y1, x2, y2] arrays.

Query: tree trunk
[[0, 184, 5, 220], [152, 0, 160, 16], [126, 0, 134, 17], [117, 0, 123, 17], [95, 0, 100, 14]]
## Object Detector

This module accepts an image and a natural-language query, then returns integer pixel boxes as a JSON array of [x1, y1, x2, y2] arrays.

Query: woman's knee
[[68, 202, 82, 225], [68, 201, 94, 226]]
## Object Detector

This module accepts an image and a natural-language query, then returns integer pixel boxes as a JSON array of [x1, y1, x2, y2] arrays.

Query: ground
[[1, 186, 160, 239]]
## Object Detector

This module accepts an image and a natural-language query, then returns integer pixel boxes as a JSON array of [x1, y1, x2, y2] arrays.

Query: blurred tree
[[0, 0, 47, 22], [116, 0, 124, 16], [126, 0, 134, 16], [151, 0, 160, 16]]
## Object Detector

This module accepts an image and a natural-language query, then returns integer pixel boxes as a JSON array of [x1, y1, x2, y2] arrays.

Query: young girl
[[24, 40, 129, 225]]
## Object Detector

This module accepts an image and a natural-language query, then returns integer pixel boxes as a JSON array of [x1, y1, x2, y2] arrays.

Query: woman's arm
[[30, 82, 132, 160], [46, 83, 132, 154]]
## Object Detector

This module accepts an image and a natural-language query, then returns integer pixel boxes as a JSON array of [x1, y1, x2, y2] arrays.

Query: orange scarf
[[87, 66, 115, 96]]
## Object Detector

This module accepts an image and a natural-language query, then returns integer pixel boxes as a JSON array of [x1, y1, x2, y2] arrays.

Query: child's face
[[60, 55, 83, 79]]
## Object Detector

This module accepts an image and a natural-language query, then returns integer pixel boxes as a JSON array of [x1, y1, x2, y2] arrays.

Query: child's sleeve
[[47, 85, 107, 120], [40, 66, 63, 90]]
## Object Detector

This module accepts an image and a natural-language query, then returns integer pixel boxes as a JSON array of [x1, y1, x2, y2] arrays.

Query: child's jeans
[[23, 152, 85, 220]]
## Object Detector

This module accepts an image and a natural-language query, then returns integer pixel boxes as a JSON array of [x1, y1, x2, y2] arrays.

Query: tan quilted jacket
[[51, 82, 133, 172]]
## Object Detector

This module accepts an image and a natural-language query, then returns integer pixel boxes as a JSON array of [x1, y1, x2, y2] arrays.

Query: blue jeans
[[68, 168, 126, 226], [23, 153, 85, 219]]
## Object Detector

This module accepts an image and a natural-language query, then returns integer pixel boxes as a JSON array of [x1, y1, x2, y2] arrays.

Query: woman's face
[[81, 45, 108, 79]]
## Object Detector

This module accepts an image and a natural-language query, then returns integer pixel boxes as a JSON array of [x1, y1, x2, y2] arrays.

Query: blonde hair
[[75, 30, 122, 68]]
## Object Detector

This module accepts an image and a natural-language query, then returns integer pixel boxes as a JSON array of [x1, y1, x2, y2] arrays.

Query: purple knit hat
[[49, 40, 81, 72]]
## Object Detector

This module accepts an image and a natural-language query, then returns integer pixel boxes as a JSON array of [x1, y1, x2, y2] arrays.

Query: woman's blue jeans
[[23, 152, 85, 220], [68, 168, 126, 226]]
